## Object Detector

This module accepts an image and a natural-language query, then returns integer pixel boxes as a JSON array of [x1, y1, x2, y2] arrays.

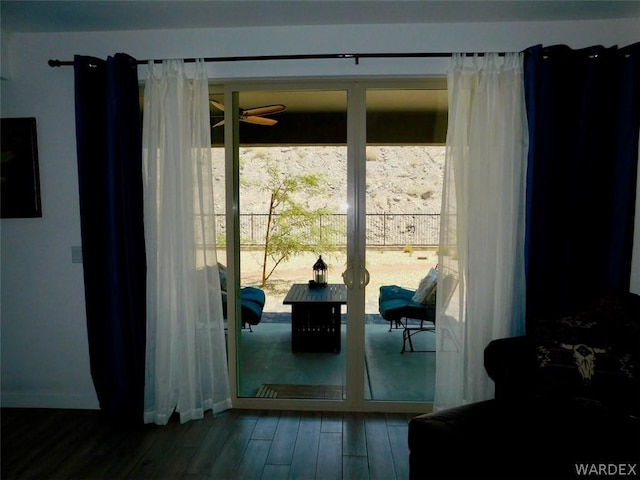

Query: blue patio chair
[[199, 264, 266, 331], [378, 284, 436, 353], [378, 267, 458, 353]]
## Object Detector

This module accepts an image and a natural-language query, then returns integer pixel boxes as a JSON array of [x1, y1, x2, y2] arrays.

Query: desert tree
[[254, 159, 341, 287]]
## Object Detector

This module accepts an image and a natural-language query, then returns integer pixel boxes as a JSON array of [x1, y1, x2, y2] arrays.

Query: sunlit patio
[[218, 245, 439, 403], [211, 141, 443, 403], [237, 312, 436, 402]]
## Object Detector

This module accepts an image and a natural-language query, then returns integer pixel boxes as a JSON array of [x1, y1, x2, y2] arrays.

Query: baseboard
[[1, 392, 100, 410]]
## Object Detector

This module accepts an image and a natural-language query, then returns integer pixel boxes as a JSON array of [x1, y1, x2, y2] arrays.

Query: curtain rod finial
[[48, 59, 61, 67]]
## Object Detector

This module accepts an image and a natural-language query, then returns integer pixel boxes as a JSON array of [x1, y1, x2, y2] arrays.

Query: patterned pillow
[[534, 295, 639, 417], [411, 268, 438, 304]]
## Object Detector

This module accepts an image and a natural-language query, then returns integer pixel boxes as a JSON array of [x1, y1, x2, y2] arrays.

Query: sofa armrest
[[484, 335, 537, 401]]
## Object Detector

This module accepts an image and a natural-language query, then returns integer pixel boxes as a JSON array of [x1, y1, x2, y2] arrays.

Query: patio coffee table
[[283, 283, 347, 353]]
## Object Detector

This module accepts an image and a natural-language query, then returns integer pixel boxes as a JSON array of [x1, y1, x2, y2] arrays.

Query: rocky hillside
[[211, 146, 445, 214]]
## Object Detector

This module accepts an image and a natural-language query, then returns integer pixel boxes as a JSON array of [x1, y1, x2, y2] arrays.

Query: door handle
[[342, 260, 355, 290], [360, 267, 370, 289], [343, 260, 369, 290]]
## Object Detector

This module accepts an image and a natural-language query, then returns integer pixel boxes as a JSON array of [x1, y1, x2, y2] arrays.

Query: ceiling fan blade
[[213, 119, 225, 128], [243, 104, 286, 116], [210, 99, 225, 111], [243, 116, 278, 126]]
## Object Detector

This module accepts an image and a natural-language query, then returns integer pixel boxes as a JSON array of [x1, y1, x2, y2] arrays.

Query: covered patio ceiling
[[210, 86, 448, 146]]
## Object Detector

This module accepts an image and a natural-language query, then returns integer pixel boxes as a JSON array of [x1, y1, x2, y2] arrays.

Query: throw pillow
[[425, 284, 437, 306], [412, 268, 438, 304], [534, 299, 639, 417]]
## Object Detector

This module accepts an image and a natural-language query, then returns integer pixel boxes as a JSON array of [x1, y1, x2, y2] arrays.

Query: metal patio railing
[[211, 213, 440, 247]]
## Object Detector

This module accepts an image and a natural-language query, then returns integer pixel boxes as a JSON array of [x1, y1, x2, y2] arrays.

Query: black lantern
[[312, 255, 328, 288]]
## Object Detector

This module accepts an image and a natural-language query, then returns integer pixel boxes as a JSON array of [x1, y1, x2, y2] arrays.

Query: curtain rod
[[48, 51, 508, 67]]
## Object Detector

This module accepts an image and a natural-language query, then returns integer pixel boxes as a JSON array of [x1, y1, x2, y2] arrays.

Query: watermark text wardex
[[575, 463, 638, 476]]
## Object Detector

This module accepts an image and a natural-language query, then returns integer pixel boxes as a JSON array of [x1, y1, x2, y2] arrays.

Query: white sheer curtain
[[434, 53, 528, 411], [142, 59, 231, 425]]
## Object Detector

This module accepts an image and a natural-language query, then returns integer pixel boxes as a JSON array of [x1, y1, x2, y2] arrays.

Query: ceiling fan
[[210, 99, 287, 127]]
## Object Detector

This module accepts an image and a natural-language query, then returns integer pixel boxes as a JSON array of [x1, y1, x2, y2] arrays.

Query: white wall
[[1, 19, 639, 408]]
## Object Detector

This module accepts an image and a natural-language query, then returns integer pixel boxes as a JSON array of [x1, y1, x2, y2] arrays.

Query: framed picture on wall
[[1, 117, 42, 218]]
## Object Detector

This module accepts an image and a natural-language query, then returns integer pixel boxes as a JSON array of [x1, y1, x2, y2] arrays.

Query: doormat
[[257, 384, 345, 400]]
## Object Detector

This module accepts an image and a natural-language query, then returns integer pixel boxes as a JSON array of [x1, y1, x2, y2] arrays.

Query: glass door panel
[[233, 89, 349, 400], [364, 88, 446, 402]]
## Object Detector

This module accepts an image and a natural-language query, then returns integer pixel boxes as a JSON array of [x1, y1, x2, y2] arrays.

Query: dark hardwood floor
[[1, 407, 415, 479]]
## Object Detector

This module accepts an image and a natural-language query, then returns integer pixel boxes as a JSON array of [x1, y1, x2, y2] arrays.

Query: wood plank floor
[[1, 408, 415, 480]]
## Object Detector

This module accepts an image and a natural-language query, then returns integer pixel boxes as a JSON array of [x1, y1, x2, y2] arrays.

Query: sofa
[[408, 292, 640, 479]]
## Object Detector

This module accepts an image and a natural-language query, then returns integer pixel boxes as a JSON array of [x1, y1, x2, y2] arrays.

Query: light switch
[[71, 246, 83, 264]]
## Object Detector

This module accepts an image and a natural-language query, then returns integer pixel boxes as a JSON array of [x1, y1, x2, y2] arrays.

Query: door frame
[[223, 78, 445, 413]]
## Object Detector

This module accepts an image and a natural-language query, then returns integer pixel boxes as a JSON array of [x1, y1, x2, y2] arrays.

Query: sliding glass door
[[222, 80, 446, 411], [363, 87, 447, 402], [222, 88, 350, 402]]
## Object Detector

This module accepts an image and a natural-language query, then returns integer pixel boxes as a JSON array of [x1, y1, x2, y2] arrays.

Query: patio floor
[[236, 312, 436, 402]]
